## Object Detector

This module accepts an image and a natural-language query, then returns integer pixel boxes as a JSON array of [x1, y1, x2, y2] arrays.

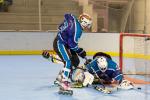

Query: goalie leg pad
[[71, 68, 85, 83], [71, 69, 94, 87], [82, 72, 94, 86]]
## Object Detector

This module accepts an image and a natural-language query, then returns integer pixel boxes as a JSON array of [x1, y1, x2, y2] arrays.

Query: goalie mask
[[79, 13, 92, 30], [97, 57, 108, 72]]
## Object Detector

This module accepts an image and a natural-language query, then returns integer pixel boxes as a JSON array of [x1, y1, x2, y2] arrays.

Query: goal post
[[119, 33, 150, 75]]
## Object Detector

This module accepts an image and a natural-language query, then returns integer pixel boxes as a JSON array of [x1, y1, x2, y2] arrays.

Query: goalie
[[75, 52, 134, 90], [43, 51, 134, 91]]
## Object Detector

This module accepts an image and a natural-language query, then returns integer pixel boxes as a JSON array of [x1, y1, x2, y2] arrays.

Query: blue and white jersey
[[57, 13, 83, 52], [86, 58, 123, 83]]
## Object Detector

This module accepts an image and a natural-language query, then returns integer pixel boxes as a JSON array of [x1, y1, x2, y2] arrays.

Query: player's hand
[[76, 48, 86, 58], [42, 50, 50, 59]]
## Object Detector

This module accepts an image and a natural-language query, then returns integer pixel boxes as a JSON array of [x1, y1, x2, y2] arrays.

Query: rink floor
[[0, 55, 150, 100]]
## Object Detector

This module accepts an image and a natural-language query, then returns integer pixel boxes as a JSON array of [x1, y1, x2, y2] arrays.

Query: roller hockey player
[[42, 13, 92, 95], [85, 52, 134, 90]]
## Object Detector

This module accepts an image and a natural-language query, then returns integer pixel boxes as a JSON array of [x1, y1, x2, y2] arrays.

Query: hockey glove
[[118, 80, 134, 90], [42, 51, 50, 59], [76, 48, 86, 58]]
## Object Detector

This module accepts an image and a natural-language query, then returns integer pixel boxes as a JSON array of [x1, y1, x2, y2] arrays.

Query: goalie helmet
[[97, 57, 108, 72], [79, 13, 92, 30]]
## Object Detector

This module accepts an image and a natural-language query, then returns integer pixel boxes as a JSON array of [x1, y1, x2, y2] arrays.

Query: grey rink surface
[[0, 55, 150, 100]]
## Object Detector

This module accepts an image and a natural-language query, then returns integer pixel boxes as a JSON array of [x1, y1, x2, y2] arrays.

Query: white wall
[[0, 32, 57, 50], [80, 33, 120, 52], [0, 32, 120, 52], [0, 32, 149, 56]]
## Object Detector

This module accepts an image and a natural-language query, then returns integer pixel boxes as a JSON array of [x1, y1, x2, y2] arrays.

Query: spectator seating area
[[0, 0, 129, 32], [0, 0, 81, 31], [0, 0, 12, 12]]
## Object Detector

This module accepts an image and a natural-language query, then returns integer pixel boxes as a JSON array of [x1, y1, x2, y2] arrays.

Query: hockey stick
[[48, 54, 63, 63], [47, 54, 86, 71]]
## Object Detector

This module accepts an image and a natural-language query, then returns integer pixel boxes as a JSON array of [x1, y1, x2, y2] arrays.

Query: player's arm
[[111, 64, 124, 84], [67, 33, 86, 59], [112, 65, 134, 89], [58, 14, 74, 32], [63, 14, 87, 58]]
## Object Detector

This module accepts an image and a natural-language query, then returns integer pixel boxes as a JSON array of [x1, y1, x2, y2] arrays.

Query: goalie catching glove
[[118, 80, 134, 90]]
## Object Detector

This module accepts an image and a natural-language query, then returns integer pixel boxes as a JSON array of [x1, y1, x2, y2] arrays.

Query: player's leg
[[70, 49, 80, 68], [53, 38, 73, 95], [53, 38, 72, 81]]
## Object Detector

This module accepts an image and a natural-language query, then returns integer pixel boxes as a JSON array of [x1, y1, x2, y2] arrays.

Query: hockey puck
[[137, 87, 141, 90]]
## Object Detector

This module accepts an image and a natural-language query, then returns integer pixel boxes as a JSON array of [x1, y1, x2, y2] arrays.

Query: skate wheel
[[70, 90, 73, 95], [58, 91, 62, 94], [58, 91, 64, 95], [58, 90, 73, 95], [54, 80, 59, 85], [68, 90, 73, 95]]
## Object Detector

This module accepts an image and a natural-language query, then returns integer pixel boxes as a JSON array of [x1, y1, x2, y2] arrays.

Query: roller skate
[[58, 81, 73, 95], [57, 68, 73, 95], [54, 70, 63, 86], [49, 70, 63, 88]]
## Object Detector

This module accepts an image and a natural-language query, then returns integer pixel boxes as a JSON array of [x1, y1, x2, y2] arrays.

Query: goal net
[[119, 33, 150, 75]]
